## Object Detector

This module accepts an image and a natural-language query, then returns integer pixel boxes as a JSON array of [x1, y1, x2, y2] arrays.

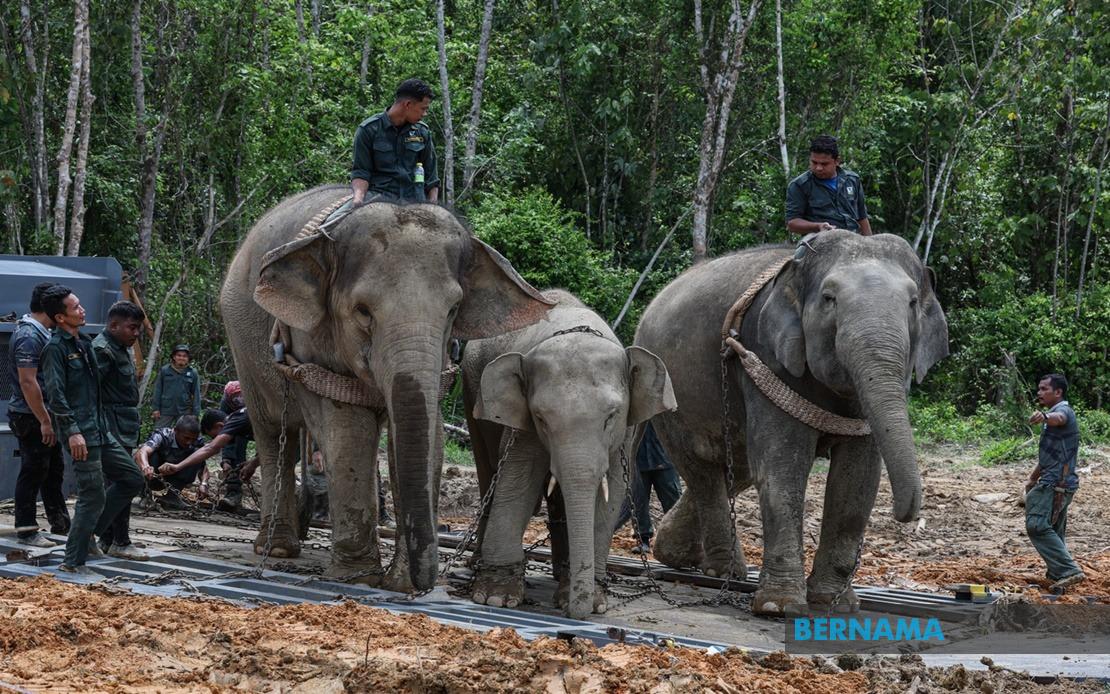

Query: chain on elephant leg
[[472, 562, 525, 608], [327, 538, 384, 586]]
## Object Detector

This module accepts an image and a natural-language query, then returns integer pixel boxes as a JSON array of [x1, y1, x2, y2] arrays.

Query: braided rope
[[721, 255, 871, 437], [273, 359, 458, 408], [293, 194, 353, 242]]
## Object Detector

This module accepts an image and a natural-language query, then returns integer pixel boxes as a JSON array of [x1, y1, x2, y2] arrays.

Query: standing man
[[7, 282, 70, 546], [39, 286, 144, 575], [351, 78, 440, 204], [785, 135, 872, 235], [151, 344, 201, 429], [616, 422, 682, 554], [1025, 374, 1086, 592], [92, 300, 150, 560], [216, 380, 248, 511]]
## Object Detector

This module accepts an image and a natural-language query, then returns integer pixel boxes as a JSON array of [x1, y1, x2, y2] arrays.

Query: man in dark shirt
[[351, 78, 440, 204], [1024, 373, 1085, 592], [151, 344, 201, 428], [216, 381, 248, 511], [40, 286, 144, 575], [158, 408, 253, 481], [616, 422, 682, 554], [135, 415, 207, 509], [785, 135, 872, 235], [7, 282, 70, 546], [92, 300, 150, 559]]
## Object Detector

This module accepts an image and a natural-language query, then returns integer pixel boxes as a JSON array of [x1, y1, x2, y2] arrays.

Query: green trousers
[[1025, 483, 1082, 582], [63, 440, 145, 567]]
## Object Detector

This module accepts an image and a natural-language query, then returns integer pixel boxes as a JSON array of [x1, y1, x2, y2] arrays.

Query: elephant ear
[[626, 346, 677, 426], [475, 353, 533, 431], [913, 266, 949, 384], [253, 234, 334, 333], [453, 238, 555, 340], [756, 260, 807, 378]]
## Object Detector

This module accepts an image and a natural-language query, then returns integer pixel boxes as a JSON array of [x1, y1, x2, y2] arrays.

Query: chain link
[[255, 379, 291, 574]]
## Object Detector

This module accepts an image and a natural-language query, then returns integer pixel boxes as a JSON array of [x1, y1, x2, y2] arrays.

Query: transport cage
[[0, 255, 122, 501]]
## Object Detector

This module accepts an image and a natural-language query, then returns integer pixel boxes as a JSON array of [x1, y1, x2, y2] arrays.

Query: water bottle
[[414, 162, 425, 185]]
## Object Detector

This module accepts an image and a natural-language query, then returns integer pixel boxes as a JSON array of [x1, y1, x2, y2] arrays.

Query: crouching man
[[156, 408, 254, 500], [40, 286, 144, 576], [135, 415, 208, 509]]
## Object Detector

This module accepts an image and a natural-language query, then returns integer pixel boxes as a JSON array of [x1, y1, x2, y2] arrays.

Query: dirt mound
[[1, 577, 1092, 693]]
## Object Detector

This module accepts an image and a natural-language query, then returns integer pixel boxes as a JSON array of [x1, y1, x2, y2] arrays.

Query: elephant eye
[[822, 293, 836, 305], [910, 296, 919, 308], [356, 304, 372, 318]]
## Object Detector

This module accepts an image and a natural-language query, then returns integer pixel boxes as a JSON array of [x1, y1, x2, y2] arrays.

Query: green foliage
[[467, 187, 636, 323], [977, 437, 1037, 467], [444, 440, 475, 468]]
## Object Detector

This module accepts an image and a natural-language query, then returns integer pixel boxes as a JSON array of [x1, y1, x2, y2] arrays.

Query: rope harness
[[266, 194, 458, 407], [720, 256, 871, 437]]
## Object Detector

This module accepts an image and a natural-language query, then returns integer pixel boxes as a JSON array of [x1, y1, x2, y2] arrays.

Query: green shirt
[[351, 112, 440, 201], [153, 363, 201, 418], [92, 331, 142, 449], [41, 329, 107, 445], [785, 167, 868, 231]]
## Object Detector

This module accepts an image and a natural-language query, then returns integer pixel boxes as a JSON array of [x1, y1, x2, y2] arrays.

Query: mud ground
[[0, 444, 1107, 691]]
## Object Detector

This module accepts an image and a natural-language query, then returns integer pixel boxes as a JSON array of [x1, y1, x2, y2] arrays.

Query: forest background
[[2, 0, 1108, 459]]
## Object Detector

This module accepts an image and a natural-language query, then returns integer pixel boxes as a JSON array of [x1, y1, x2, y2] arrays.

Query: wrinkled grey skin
[[220, 184, 551, 592], [635, 231, 948, 616], [462, 290, 676, 619]]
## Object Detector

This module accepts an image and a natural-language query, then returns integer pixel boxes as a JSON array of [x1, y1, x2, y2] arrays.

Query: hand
[[152, 410, 161, 421], [818, 222, 835, 232], [39, 419, 56, 447], [158, 463, 178, 476], [1028, 410, 1046, 425], [198, 482, 210, 500], [140, 464, 156, 480], [239, 458, 259, 481], [1024, 479, 1037, 493], [68, 433, 87, 461], [221, 461, 232, 476], [311, 451, 325, 474]]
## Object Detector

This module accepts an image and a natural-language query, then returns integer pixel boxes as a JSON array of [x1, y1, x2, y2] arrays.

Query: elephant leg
[[807, 436, 881, 612], [473, 431, 547, 609], [652, 488, 703, 569], [546, 483, 571, 609], [254, 417, 301, 559], [589, 447, 629, 615], [746, 401, 819, 616], [298, 396, 384, 585], [467, 418, 504, 567]]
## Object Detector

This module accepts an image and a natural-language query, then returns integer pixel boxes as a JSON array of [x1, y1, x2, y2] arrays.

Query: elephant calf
[[462, 290, 676, 619]]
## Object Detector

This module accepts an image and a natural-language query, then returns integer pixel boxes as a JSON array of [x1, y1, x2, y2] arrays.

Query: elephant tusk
[[600, 477, 609, 503], [547, 476, 558, 498]]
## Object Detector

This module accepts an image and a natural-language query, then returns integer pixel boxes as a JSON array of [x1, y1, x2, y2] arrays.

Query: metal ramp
[[0, 536, 734, 652]]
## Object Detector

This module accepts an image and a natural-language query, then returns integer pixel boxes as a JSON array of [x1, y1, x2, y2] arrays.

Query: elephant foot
[[807, 584, 860, 613], [699, 545, 747, 580], [554, 579, 608, 616], [381, 559, 415, 594], [752, 584, 808, 617], [652, 533, 703, 570], [472, 563, 524, 608], [326, 557, 384, 587], [254, 519, 301, 558]]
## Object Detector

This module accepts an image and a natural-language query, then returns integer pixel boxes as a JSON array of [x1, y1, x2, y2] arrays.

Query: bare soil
[[0, 577, 1097, 693]]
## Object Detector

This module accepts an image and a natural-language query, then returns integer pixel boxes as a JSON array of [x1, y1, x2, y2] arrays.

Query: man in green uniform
[[151, 344, 201, 429], [351, 78, 440, 204], [39, 286, 145, 575], [786, 135, 872, 235], [92, 300, 150, 560]]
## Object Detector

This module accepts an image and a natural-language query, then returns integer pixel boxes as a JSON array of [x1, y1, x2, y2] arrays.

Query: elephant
[[634, 230, 948, 616], [220, 185, 552, 591], [461, 290, 676, 619]]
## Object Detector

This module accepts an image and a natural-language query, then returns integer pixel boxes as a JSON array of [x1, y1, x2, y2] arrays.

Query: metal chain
[[828, 538, 863, 615], [255, 379, 291, 575], [440, 428, 518, 581]]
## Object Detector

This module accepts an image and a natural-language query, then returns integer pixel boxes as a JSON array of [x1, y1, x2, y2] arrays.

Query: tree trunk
[[310, 0, 320, 37], [359, 4, 374, 96], [461, 0, 495, 195], [640, 53, 662, 252], [16, 1, 49, 235], [774, 0, 789, 175], [435, 0, 455, 204], [690, 0, 762, 263], [51, 0, 89, 255], [66, 16, 93, 256]]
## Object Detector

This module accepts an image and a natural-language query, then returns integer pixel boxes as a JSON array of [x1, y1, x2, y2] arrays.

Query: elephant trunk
[[551, 451, 604, 620], [378, 325, 446, 590], [840, 323, 922, 523]]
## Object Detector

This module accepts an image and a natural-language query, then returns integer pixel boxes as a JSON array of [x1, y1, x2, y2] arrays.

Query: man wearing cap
[[351, 78, 440, 204], [151, 344, 201, 429]]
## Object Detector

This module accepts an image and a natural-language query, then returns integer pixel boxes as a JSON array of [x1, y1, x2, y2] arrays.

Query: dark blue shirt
[[1038, 401, 1080, 490], [143, 427, 206, 467], [7, 315, 53, 415]]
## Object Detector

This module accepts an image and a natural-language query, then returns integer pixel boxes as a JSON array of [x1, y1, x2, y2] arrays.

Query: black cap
[[172, 344, 191, 354]]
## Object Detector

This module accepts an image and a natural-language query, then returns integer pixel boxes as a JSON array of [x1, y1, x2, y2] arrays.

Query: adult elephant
[[635, 230, 948, 616], [220, 185, 552, 592], [462, 290, 675, 618]]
